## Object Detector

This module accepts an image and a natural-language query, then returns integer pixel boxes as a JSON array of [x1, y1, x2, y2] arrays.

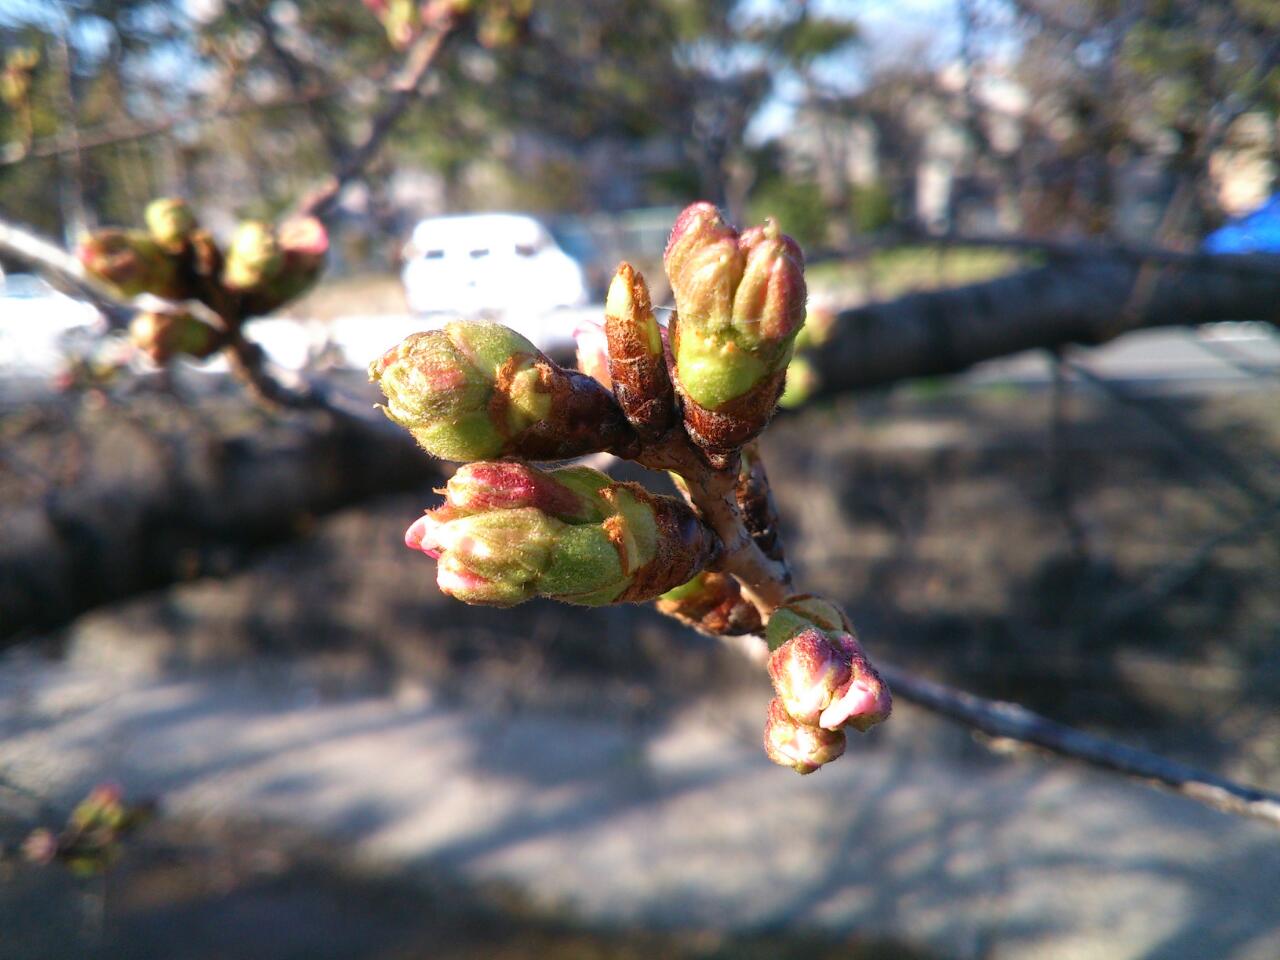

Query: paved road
[[3, 646, 1279, 960]]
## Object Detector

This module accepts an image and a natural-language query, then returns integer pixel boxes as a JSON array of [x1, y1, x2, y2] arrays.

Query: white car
[[401, 213, 590, 354], [0, 271, 101, 375]]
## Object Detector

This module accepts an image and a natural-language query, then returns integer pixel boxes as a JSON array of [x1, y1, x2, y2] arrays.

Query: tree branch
[[813, 253, 1280, 397], [878, 663, 1280, 829], [295, 23, 456, 220], [0, 217, 132, 329]]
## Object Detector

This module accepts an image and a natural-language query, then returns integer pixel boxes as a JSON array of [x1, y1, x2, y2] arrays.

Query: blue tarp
[[1203, 194, 1280, 253]]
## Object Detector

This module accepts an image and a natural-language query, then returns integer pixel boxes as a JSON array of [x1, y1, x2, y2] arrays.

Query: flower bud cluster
[[371, 320, 638, 462], [405, 461, 720, 606], [22, 782, 153, 877], [763, 595, 891, 774], [78, 199, 328, 343]]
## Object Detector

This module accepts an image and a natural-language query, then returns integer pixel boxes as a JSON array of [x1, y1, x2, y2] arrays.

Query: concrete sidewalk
[[3, 648, 1278, 960]]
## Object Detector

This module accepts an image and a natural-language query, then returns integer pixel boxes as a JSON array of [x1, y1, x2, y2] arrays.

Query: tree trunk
[[1, 386, 436, 642], [812, 255, 1280, 396]]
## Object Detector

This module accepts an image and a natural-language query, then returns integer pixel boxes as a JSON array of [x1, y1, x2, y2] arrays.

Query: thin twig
[[0, 86, 342, 167], [1099, 496, 1280, 627], [296, 23, 456, 220], [0, 217, 132, 328], [879, 664, 1280, 829], [1063, 357, 1278, 515]]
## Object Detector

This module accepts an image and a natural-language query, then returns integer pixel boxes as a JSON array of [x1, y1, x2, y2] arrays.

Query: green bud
[[237, 217, 329, 317], [664, 204, 808, 466], [371, 320, 638, 462], [222, 220, 282, 292], [145, 198, 198, 251], [78, 229, 184, 300], [129, 310, 222, 365], [404, 462, 720, 607]]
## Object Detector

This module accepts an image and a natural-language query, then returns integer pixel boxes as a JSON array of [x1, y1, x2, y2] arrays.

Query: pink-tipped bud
[[444, 462, 606, 523], [663, 204, 809, 467], [734, 221, 806, 342], [819, 635, 893, 732], [664, 202, 744, 329], [78, 229, 183, 300], [406, 463, 719, 609], [763, 698, 846, 774], [764, 594, 891, 737], [767, 627, 853, 727], [238, 217, 329, 316]]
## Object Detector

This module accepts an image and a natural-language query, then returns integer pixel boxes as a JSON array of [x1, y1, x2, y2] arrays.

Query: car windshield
[[410, 215, 550, 261]]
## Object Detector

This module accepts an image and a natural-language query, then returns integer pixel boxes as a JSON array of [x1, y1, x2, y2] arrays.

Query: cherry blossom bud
[[765, 595, 891, 734], [238, 217, 329, 316], [371, 321, 639, 462], [664, 204, 807, 467], [404, 462, 720, 607], [78, 229, 183, 300], [767, 627, 853, 726], [144, 197, 198, 251], [820, 634, 893, 732], [222, 220, 282, 292], [129, 310, 222, 365], [763, 698, 846, 774], [604, 262, 676, 438], [656, 571, 762, 637]]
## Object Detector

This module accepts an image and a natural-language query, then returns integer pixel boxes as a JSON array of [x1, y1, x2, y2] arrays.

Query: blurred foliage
[[748, 176, 828, 250]]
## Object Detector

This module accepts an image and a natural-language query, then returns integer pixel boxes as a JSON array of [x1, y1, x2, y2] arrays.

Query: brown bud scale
[[490, 357, 640, 460], [612, 487, 722, 603], [655, 572, 762, 637]]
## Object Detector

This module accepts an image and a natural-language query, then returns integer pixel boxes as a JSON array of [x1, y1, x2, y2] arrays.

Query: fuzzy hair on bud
[[371, 321, 639, 463]]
